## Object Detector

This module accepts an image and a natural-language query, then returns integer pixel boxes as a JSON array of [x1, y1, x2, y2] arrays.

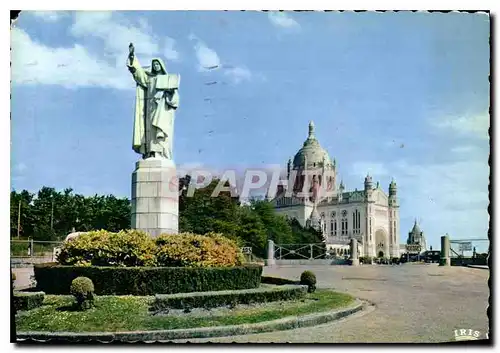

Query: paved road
[[176, 264, 490, 343]]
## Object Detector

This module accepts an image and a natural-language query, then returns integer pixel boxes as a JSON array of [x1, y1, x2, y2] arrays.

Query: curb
[[16, 299, 365, 342]]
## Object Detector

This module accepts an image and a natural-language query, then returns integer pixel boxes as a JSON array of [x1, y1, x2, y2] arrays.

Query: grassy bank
[[16, 290, 354, 332]]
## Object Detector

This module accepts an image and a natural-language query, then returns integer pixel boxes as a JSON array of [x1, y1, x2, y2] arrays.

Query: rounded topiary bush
[[300, 270, 317, 293], [70, 276, 95, 310], [155, 232, 244, 267]]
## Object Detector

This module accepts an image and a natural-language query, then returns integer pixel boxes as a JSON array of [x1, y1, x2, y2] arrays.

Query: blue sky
[[11, 11, 490, 250]]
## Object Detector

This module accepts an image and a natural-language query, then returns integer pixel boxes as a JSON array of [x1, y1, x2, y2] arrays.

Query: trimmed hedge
[[151, 284, 308, 311], [13, 291, 45, 311], [34, 263, 263, 295]]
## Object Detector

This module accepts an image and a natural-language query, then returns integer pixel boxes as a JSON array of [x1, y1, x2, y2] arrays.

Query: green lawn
[[15, 290, 354, 332]]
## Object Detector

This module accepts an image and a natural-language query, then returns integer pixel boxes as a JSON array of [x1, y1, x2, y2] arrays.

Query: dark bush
[[359, 256, 373, 264], [300, 270, 317, 293], [34, 263, 262, 295], [13, 291, 45, 311], [151, 284, 307, 311], [70, 277, 95, 310], [261, 276, 299, 285]]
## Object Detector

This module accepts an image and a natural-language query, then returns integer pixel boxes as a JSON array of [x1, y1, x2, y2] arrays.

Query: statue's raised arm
[[127, 42, 147, 87], [128, 43, 135, 65]]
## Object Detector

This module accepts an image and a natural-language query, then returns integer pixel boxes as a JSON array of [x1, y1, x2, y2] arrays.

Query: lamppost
[[17, 199, 21, 238], [50, 197, 55, 230]]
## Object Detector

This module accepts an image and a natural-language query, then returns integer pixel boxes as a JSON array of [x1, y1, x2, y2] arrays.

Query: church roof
[[308, 203, 322, 229], [292, 121, 334, 169], [410, 219, 422, 234]]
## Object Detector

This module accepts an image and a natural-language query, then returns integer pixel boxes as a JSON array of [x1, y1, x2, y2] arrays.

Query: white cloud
[[189, 34, 257, 84], [267, 12, 300, 29], [192, 40, 220, 71], [29, 11, 67, 22], [364, 156, 489, 243], [14, 162, 27, 173], [12, 12, 180, 89], [450, 145, 480, 154], [432, 112, 490, 140], [163, 37, 180, 61], [70, 12, 162, 61], [224, 66, 252, 84], [349, 162, 389, 179], [11, 27, 129, 89]]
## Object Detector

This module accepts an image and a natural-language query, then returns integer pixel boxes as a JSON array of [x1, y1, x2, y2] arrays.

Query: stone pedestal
[[131, 157, 179, 237], [350, 238, 359, 266], [267, 240, 275, 266], [440, 234, 451, 266]]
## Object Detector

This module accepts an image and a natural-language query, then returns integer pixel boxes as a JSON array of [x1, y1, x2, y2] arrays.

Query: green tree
[[237, 205, 267, 258], [10, 187, 131, 241], [250, 199, 294, 245]]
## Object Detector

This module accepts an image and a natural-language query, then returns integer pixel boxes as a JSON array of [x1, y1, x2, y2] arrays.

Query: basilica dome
[[410, 220, 422, 235], [292, 121, 334, 169]]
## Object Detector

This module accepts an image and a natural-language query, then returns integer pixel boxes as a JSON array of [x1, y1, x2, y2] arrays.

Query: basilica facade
[[271, 121, 401, 259]]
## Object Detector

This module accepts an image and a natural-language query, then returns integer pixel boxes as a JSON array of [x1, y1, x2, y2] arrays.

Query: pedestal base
[[131, 157, 179, 237], [439, 258, 451, 266]]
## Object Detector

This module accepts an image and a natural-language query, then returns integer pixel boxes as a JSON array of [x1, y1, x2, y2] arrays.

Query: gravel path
[[174, 264, 489, 343]]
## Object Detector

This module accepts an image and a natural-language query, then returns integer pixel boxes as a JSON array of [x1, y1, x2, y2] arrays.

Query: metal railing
[[449, 238, 489, 266], [11, 239, 63, 258], [274, 243, 328, 260]]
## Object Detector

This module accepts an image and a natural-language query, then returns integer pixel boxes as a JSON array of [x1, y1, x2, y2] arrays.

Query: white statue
[[127, 43, 180, 159], [64, 231, 87, 242]]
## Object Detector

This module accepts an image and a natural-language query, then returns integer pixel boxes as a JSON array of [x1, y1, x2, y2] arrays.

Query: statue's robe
[[127, 57, 180, 159]]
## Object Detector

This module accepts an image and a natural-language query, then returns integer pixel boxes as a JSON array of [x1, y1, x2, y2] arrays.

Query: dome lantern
[[292, 122, 334, 170]]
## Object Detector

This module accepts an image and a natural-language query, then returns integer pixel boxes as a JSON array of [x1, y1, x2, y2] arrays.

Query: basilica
[[271, 121, 401, 258]]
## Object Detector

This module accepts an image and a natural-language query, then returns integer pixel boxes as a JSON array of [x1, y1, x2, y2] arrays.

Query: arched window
[[352, 209, 361, 234]]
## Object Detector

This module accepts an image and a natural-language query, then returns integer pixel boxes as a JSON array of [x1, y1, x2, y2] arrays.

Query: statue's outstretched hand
[[128, 43, 135, 65]]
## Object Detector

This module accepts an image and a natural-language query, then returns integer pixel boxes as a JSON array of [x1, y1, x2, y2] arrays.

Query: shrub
[[34, 263, 262, 295], [155, 232, 243, 267], [360, 256, 373, 264], [55, 230, 243, 268], [57, 230, 157, 267], [70, 277, 95, 310], [151, 284, 307, 312], [300, 270, 317, 293], [13, 291, 45, 311], [12, 272, 16, 281]]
